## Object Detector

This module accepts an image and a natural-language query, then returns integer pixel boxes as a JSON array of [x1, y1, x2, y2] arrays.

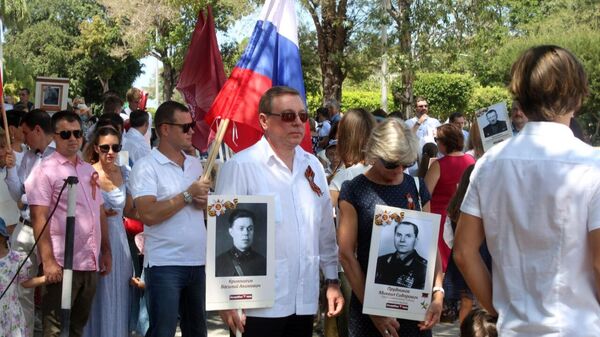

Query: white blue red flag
[[205, 0, 312, 153]]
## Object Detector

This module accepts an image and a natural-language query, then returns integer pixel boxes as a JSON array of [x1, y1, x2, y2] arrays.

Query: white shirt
[[317, 120, 331, 138], [129, 148, 206, 267], [405, 116, 440, 146], [123, 128, 151, 165], [5, 142, 56, 221], [461, 122, 600, 337], [215, 137, 338, 318], [329, 163, 370, 192]]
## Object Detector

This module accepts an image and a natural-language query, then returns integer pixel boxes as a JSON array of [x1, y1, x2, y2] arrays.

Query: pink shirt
[[25, 152, 104, 271]]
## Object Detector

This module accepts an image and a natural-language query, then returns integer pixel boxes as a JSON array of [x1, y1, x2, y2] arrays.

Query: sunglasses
[[98, 144, 122, 153], [268, 111, 309, 123], [380, 158, 401, 170], [162, 122, 195, 133], [55, 130, 83, 140]]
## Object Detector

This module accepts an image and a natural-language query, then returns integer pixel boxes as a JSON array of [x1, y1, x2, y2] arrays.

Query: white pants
[[9, 222, 38, 337]]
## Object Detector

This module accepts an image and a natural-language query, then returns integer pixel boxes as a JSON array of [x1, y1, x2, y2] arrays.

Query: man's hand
[[326, 284, 345, 317], [188, 178, 210, 209], [219, 309, 246, 334], [43, 259, 63, 284], [5, 151, 16, 169], [417, 113, 429, 125], [99, 250, 112, 276]]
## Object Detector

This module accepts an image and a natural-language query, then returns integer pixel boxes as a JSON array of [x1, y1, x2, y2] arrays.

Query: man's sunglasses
[[380, 158, 401, 170], [98, 144, 122, 153], [55, 130, 83, 140], [162, 122, 196, 133], [268, 111, 309, 123]]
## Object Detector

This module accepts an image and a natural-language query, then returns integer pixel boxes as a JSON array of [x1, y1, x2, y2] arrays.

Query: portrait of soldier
[[215, 208, 267, 277], [375, 221, 427, 289], [482, 109, 508, 137]]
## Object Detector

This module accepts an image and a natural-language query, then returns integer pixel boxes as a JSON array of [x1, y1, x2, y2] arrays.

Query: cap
[[0, 217, 9, 239]]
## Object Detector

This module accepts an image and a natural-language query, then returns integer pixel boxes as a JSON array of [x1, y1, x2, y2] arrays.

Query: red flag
[[176, 6, 226, 152]]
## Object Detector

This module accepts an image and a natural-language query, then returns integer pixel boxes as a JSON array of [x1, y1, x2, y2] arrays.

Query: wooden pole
[[201, 118, 230, 181], [1, 96, 10, 149]]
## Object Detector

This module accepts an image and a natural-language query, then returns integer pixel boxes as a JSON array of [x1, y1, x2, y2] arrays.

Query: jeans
[[145, 265, 206, 337]]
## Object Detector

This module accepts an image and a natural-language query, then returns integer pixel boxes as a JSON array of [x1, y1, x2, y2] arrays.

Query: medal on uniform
[[304, 165, 323, 197]]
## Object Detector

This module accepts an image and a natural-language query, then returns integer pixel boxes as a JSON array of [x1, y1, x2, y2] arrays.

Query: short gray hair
[[324, 99, 340, 111], [365, 118, 419, 166]]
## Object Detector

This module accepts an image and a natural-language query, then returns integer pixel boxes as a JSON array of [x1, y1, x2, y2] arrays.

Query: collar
[[519, 121, 574, 137], [51, 151, 84, 166], [127, 128, 145, 139], [151, 148, 189, 166], [258, 136, 309, 168], [230, 247, 255, 259], [393, 250, 418, 264]]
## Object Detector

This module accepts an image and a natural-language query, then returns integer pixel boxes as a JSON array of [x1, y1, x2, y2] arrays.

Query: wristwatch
[[325, 279, 340, 286], [183, 191, 193, 204], [432, 286, 445, 296]]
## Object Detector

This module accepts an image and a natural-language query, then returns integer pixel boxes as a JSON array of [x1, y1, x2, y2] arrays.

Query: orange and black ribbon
[[305, 165, 323, 197]]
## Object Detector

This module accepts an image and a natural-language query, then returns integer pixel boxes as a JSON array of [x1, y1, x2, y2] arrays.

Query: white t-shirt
[[461, 122, 600, 336], [329, 163, 370, 192], [129, 148, 206, 267]]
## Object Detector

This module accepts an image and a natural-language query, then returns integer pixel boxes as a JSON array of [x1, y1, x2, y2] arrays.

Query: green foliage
[[405, 73, 476, 121], [306, 90, 394, 115], [466, 86, 512, 118]]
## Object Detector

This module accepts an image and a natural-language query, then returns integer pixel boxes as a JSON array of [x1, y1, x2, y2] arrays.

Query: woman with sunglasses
[[338, 118, 443, 337], [82, 126, 138, 337], [424, 124, 475, 272]]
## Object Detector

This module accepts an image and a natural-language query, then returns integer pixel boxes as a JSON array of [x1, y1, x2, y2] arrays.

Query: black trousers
[[230, 314, 313, 337]]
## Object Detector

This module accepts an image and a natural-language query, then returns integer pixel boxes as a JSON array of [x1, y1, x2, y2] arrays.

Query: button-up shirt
[[123, 128, 151, 165], [405, 116, 441, 150], [5, 142, 56, 221], [215, 137, 338, 318], [25, 152, 104, 271], [461, 122, 600, 336], [129, 148, 206, 267]]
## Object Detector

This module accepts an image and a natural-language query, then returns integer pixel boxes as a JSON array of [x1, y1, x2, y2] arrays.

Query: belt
[[19, 216, 32, 227]]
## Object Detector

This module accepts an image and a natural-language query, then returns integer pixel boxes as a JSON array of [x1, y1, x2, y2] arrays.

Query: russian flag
[[205, 0, 312, 153]]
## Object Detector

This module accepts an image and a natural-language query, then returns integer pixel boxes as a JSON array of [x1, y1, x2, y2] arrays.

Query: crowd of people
[[0, 44, 598, 337]]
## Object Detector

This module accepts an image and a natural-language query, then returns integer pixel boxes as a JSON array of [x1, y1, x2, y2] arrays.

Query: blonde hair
[[337, 108, 376, 166], [126, 87, 143, 103], [365, 118, 419, 166], [510, 45, 588, 121], [467, 118, 484, 159]]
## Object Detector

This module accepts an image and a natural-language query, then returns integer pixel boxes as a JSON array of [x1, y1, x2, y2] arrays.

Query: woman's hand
[[419, 293, 442, 330], [369, 315, 400, 337]]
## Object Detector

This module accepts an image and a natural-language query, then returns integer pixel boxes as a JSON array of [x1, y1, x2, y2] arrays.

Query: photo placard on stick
[[476, 102, 512, 152], [363, 205, 440, 321], [206, 195, 275, 311]]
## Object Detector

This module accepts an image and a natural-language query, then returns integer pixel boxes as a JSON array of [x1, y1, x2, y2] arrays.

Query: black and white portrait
[[375, 221, 428, 289], [215, 204, 267, 277], [42, 85, 61, 106], [481, 109, 508, 138]]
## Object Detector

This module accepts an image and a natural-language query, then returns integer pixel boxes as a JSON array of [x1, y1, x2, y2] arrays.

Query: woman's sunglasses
[[380, 158, 401, 170], [55, 130, 83, 140], [98, 144, 122, 153], [268, 111, 309, 123]]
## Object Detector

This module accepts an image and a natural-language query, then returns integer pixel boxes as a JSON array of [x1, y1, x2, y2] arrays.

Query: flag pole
[[201, 118, 229, 181], [0, 18, 10, 149]]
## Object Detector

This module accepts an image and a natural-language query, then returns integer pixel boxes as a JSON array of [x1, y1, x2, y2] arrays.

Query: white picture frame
[[476, 101, 512, 152], [34, 77, 70, 112], [363, 205, 440, 321], [206, 195, 275, 311]]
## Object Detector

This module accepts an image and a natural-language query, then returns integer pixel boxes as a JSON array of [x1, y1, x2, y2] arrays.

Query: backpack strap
[[413, 176, 423, 210]]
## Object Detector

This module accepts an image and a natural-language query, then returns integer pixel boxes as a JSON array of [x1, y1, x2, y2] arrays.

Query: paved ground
[[202, 312, 460, 337]]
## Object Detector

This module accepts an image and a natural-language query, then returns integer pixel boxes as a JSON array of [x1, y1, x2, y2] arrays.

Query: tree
[[301, 0, 349, 103], [98, 0, 257, 102]]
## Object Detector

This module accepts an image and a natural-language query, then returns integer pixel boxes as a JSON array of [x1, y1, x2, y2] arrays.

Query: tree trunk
[[388, 0, 414, 119], [304, 0, 348, 104], [99, 77, 110, 93], [161, 60, 177, 102]]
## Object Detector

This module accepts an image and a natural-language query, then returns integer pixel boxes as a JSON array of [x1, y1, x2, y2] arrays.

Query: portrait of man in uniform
[[215, 208, 267, 277], [482, 109, 508, 137], [375, 221, 427, 289]]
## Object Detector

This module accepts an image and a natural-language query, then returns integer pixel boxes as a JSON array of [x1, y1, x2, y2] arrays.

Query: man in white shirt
[[130, 101, 211, 337], [122, 109, 151, 165], [216, 86, 344, 337], [405, 97, 440, 175], [454, 45, 600, 337], [4, 109, 55, 335]]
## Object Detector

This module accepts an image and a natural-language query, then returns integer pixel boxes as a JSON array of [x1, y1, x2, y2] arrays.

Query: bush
[[466, 86, 512, 118], [306, 90, 395, 115], [411, 72, 477, 121]]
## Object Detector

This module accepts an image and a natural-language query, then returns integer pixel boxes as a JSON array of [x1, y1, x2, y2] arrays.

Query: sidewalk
[[202, 312, 460, 337]]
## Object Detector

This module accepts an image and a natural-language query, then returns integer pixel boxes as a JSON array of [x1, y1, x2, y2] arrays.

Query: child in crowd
[[0, 217, 45, 337], [460, 309, 497, 337]]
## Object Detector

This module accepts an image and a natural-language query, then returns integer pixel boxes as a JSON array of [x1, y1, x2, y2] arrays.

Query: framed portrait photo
[[205, 195, 275, 311], [35, 77, 69, 112], [476, 101, 512, 152], [363, 205, 441, 321]]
